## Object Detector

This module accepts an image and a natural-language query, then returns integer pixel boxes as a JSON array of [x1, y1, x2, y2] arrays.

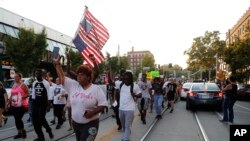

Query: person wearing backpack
[[118, 71, 141, 141], [220, 76, 237, 125]]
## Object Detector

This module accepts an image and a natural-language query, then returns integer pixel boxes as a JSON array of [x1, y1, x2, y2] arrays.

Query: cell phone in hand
[[52, 47, 60, 59]]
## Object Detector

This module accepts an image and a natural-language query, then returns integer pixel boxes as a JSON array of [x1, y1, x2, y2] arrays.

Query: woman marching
[[53, 56, 108, 141], [8, 73, 29, 139]]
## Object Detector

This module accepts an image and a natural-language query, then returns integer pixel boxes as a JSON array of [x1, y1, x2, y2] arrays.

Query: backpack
[[120, 82, 136, 101]]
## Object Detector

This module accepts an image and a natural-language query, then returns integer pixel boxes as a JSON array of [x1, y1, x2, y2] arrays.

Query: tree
[[223, 28, 250, 82], [4, 28, 47, 77], [142, 54, 155, 68], [105, 53, 129, 77], [184, 31, 226, 80], [66, 47, 83, 71]]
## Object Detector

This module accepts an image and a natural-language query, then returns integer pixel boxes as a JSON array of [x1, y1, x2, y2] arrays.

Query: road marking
[[235, 104, 250, 111], [215, 112, 223, 119], [194, 113, 209, 141]]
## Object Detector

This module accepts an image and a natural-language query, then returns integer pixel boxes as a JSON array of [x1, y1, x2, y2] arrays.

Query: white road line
[[215, 112, 223, 119], [194, 113, 209, 141], [235, 104, 250, 111]]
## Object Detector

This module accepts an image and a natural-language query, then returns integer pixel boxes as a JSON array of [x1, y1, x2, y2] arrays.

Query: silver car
[[180, 82, 193, 100]]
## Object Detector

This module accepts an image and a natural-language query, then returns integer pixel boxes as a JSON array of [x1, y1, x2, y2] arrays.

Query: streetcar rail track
[[139, 106, 168, 141], [0, 114, 111, 141]]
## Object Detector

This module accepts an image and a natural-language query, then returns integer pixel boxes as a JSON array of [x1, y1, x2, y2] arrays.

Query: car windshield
[[192, 83, 220, 91], [183, 83, 192, 88], [4, 78, 32, 88]]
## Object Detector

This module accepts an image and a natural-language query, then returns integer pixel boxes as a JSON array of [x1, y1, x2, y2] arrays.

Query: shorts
[[137, 98, 150, 111], [167, 93, 175, 101]]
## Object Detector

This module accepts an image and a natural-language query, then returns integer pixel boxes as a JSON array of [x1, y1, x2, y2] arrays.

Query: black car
[[186, 82, 223, 110], [237, 83, 250, 101]]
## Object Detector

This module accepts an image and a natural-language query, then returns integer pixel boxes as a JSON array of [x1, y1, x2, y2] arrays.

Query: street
[[0, 100, 249, 141]]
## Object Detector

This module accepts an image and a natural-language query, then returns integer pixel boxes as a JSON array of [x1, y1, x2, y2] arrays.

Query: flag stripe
[[72, 7, 109, 68], [85, 10, 109, 48]]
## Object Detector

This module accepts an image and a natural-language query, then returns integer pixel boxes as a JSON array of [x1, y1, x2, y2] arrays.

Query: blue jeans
[[222, 95, 236, 122], [154, 94, 163, 116]]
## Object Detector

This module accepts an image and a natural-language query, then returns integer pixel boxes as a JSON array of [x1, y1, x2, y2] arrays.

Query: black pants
[[11, 106, 25, 130], [73, 119, 99, 141], [32, 104, 51, 139], [113, 106, 121, 127], [53, 104, 65, 125]]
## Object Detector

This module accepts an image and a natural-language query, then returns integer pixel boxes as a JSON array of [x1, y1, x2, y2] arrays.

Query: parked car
[[5, 77, 34, 98], [237, 83, 250, 101], [180, 82, 193, 100], [186, 82, 223, 111]]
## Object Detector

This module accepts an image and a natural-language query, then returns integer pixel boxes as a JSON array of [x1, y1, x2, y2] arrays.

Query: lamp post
[[0, 41, 4, 82]]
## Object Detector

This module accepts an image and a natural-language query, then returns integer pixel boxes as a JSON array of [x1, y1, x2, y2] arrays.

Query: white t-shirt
[[64, 77, 108, 124], [115, 80, 122, 90], [119, 83, 141, 111], [49, 83, 56, 101], [53, 84, 67, 105], [137, 80, 152, 99], [162, 81, 169, 90]]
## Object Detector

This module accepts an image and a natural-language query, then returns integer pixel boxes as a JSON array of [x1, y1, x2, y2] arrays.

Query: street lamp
[[0, 41, 4, 82]]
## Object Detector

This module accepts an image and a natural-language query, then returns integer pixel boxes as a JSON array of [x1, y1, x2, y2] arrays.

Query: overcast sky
[[1, 0, 250, 68]]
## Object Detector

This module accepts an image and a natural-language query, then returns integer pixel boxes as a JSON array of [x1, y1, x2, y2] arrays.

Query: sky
[[1, 0, 250, 69]]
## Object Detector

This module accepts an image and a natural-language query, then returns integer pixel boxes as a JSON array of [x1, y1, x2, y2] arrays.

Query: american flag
[[73, 7, 109, 68]]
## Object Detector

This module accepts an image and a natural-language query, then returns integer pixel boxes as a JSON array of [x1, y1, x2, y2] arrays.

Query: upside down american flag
[[73, 6, 109, 68]]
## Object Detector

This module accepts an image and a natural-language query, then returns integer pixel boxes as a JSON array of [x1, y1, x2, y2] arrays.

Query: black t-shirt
[[167, 83, 177, 94], [33, 82, 48, 105], [152, 82, 163, 95]]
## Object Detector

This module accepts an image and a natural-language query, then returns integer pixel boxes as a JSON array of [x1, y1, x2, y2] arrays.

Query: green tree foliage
[[223, 29, 250, 82], [4, 28, 47, 76], [105, 52, 129, 77], [184, 31, 226, 79], [66, 47, 83, 71], [142, 54, 155, 68]]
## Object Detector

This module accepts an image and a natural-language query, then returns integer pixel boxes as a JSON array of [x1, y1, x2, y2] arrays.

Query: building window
[[0, 24, 6, 34], [4, 25, 18, 38]]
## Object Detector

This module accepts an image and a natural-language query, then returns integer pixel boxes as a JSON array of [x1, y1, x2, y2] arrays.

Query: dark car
[[237, 83, 250, 101], [186, 82, 223, 110]]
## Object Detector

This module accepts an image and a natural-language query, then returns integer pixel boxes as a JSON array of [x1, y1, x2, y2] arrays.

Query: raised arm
[[53, 56, 65, 85]]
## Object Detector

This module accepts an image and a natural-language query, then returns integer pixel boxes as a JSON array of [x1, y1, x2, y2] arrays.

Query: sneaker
[[50, 120, 55, 125], [22, 130, 27, 139], [47, 131, 54, 139], [219, 119, 227, 123], [4, 118, 8, 124], [33, 138, 45, 141], [170, 109, 174, 113], [117, 125, 122, 131], [155, 115, 162, 119], [56, 124, 61, 129], [228, 121, 234, 125], [67, 127, 73, 131], [13, 133, 22, 139], [142, 119, 146, 124]]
